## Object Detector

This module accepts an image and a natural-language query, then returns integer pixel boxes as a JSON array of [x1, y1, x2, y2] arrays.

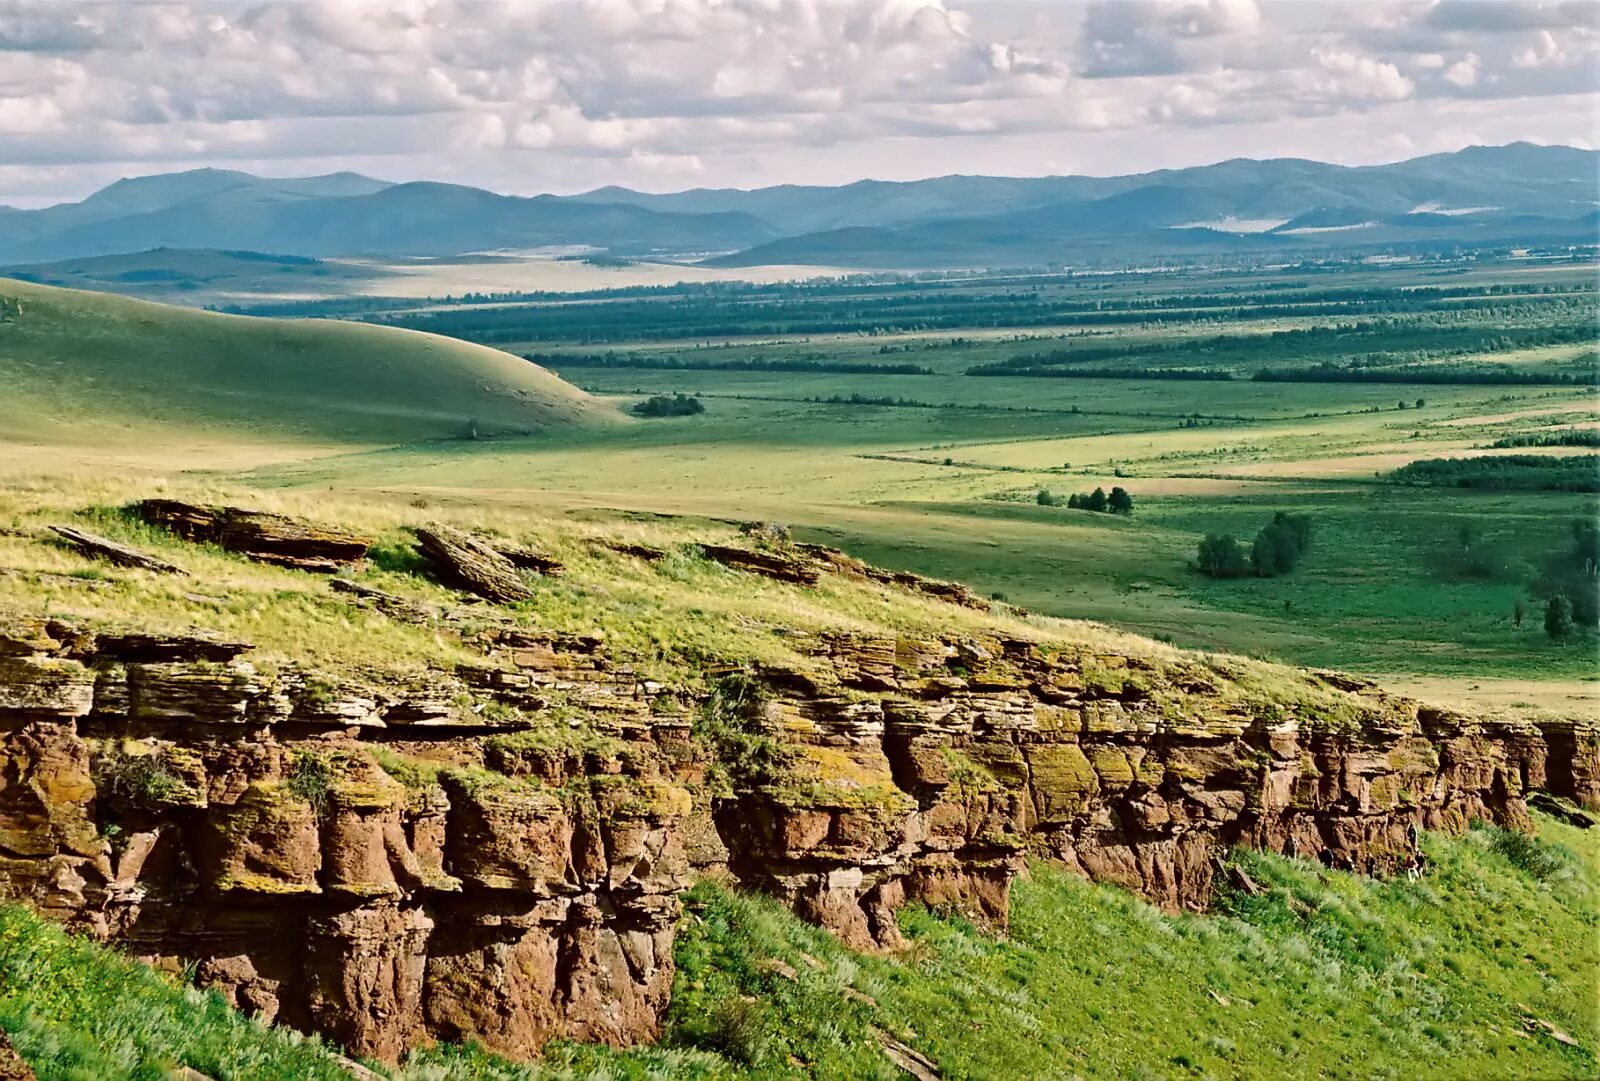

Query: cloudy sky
[[1, 0, 1596, 206]]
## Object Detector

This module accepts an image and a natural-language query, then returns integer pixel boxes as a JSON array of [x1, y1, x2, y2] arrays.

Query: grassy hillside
[[0, 278, 619, 447], [3, 814, 1593, 1080]]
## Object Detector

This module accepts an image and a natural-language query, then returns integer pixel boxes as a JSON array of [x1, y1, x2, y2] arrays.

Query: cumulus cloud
[[0, 0, 1592, 204]]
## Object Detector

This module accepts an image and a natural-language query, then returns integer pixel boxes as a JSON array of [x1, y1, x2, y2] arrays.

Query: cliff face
[[1, 614, 1592, 1063]]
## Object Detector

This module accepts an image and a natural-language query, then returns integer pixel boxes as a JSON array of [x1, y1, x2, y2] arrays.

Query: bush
[[694, 674, 791, 794], [1545, 594, 1574, 639], [1489, 827, 1577, 881], [1036, 489, 1058, 506], [285, 752, 333, 813], [1535, 520, 1600, 630], [1250, 512, 1313, 577], [1108, 486, 1134, 515], [94, 750, 195, 809], [633, 393, 706, 418], [1197, 533, 1250, 578]]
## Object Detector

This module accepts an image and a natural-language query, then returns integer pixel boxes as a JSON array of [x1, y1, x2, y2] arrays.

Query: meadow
[[208, 253, 1600, 709]]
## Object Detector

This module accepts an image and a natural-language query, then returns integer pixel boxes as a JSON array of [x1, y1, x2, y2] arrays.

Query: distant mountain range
[[2, 143, 1594, 271]]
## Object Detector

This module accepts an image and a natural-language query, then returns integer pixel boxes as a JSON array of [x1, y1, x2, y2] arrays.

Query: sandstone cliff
[[2, 607, 1592, 1064]]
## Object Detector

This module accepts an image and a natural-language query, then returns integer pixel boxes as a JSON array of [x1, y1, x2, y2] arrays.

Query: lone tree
[[1036, 489, 1057, 507], [1545, 594, 1574, 639], [1108, 486, 1134, 515]]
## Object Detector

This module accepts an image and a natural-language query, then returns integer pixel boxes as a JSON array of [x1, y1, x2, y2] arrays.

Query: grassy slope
[[0, 278, 619, 447], [3, 815, 1593, 1080]]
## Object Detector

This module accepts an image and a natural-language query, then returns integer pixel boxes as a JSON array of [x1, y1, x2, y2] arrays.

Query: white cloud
[[0, 0, 1592, 204], [1443, 52, 1482, 87]]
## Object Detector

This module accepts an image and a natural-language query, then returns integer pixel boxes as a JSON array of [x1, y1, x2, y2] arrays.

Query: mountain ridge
[[3, 142, 1593, 269]]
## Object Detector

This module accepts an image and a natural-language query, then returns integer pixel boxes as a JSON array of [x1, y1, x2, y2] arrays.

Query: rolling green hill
[[0, 278, 620, 446]]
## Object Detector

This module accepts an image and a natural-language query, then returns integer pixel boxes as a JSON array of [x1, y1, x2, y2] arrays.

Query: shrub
[[1036, 489, 1057, 506], [1249, 512, 1313, 577], [95, 750, 195, 809], [1108, 486, 1134, 515], [285, 752, 333, 813], [1197, 513, 1312, 579], [1545, 594, 1574, 640], [1489, 827, 1577, 881], [698, 998, 769, 1066], [1197, 533, 1250, 578], [695, 674, 792, 794]]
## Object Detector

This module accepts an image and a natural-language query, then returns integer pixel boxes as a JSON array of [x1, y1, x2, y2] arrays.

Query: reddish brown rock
[[0, 612, 1590, 1066], [0, 1029, 35, 1081], [133, 500, 370, 573]]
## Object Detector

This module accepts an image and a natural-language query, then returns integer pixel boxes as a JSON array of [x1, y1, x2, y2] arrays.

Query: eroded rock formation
[[133, 500, 371, 573], [0, 613, 1591, 1063]]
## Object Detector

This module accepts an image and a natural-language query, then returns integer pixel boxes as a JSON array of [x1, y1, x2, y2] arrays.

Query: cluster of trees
[[1196, 512, 1313, 579], [632, 393, 705, 418], [1387, 455, 1600, 493], [1038, 486, 1133, 514]]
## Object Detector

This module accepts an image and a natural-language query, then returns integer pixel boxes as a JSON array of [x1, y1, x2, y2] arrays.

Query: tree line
[[1387, 455, 1600, 493]]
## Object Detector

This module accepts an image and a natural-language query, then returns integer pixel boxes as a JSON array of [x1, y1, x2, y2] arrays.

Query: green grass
[[9, 815, 1590, 1080], [654, 812, 1599, 1080], [0, 905, 353, 1081], [7, 259, 1597, 706], [0, 277, 617, 447]]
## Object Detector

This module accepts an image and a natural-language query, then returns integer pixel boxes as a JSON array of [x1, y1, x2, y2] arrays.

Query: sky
[[1, 0, 1596, 207]]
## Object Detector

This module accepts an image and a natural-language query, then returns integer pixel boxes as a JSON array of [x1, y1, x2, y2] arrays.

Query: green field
[[193, 256, 1598, 705]]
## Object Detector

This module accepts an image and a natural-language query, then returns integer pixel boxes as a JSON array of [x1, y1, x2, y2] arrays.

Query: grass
[[8, 814, 1589, 1080], [656, 812, 1600, 1080], [0, 277, 617, 448], [0, 905, 353, 1081]]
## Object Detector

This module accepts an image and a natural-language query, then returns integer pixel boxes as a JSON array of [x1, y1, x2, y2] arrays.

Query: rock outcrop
[[133, 500, 371, 573], [0, 617, 690, 1062], [414, 525, 539, 603], [0, 613, 1591, 1063]]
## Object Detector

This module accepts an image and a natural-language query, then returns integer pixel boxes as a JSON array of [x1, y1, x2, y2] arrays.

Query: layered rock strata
[[0, 614, 1590, 1062]]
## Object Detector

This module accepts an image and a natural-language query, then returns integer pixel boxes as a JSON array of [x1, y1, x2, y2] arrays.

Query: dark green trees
[[1197, 512, 1313, 578], [1061, 486, 1132, 515], [1197, 534, 1250, 578], [1545, 595, 1574, 639], [1251, 512, 1313, 577], [633, 393, 705, 417]]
